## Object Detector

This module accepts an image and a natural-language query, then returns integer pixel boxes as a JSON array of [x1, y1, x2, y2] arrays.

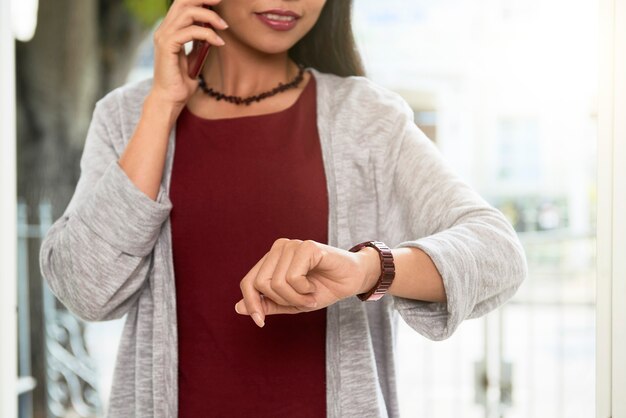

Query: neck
[[200, 42, 299, 97]]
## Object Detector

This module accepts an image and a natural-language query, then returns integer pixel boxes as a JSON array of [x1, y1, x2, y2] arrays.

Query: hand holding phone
[[187, 4, 218, 79], [150, 0, 227, 108]]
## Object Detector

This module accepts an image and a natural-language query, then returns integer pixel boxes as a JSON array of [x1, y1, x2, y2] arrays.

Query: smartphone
[[187, 4, 214, 79]]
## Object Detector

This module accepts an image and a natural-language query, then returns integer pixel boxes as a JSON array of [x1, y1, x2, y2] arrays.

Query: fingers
[[167, 25, 226, 52], [285, 240, 321, 295], [167, 5, 228, 34], [275, 240, 319, 300], [239, 253, 269, 328], [252, 248, 290, 306], [255, 240, 318, 309], [156, 1, 228, 51], [238, 239, 322, 328], [166, 0, 223, 18], [235, 296, 304, 316]]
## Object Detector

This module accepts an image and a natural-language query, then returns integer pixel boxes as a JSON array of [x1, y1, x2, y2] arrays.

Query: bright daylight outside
[[350, 1, 597, 417]]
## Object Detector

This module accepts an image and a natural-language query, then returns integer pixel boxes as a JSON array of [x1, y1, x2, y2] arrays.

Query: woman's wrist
[[355, 246, 382, 295], [144, 91, 184, 128]]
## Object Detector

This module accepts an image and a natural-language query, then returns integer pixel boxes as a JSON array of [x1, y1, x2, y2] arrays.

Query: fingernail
[[216, 36, 225, 46], [306, 301, 318, 308], [234, 303, 241, 314], [252, 313, 265, 328], [220, 19, 228, 28]]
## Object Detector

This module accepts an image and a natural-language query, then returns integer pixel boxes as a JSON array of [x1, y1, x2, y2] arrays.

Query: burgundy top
[[170, 72, 328, 417]]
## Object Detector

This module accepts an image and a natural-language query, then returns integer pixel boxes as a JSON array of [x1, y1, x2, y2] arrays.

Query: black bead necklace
[[197, 63, 305, 106]]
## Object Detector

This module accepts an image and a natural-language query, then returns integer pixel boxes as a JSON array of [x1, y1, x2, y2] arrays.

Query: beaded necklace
[[197, 63, 305, 106]]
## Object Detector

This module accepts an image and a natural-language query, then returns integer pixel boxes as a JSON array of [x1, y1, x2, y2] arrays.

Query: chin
[[245, 36, 301, 56], [256, 44, 297, 55]]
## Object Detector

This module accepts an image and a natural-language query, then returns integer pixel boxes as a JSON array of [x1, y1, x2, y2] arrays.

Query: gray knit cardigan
[[40, 67, 527, 418]]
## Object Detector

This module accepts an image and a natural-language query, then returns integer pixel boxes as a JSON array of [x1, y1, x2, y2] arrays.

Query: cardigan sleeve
[[39, 95, 173, 322], [386, 101, 528, 341]]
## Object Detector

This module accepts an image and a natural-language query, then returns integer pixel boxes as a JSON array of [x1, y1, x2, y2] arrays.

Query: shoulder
[[90, 77, 154, 145], [95, 77, 153, 114], [308, 67, 413, 122], [308, 67, 415, 154]]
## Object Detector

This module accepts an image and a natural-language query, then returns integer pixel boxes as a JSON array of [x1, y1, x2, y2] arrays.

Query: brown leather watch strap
[[348, 240, 396, 301]]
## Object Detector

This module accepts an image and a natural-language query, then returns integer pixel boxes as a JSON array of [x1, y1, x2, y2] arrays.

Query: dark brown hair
[[166, 0, 366, 77]]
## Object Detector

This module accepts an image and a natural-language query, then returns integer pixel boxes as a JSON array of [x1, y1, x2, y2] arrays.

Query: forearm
[[118, 92, 181, 201], [356, 246, 447, 302]]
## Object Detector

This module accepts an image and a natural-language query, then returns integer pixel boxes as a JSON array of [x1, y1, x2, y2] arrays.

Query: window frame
[[0, 1, 18, 418], [597, 0, 626, 416]]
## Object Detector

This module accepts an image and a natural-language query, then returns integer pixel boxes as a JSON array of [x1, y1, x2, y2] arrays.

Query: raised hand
[[150, 0, 229, 109], [234, 238, 375, 328]]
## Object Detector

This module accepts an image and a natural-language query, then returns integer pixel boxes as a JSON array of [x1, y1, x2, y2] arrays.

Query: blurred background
[[0, 0, 607, 417]]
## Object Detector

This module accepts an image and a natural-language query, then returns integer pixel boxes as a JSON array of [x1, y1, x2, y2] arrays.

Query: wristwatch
[[348, 240, 396, 301]]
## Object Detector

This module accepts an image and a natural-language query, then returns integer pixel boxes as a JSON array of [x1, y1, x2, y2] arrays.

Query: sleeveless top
[[170, 71, 328, 417]]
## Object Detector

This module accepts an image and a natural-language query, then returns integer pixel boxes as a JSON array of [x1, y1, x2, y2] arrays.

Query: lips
[[255, 9, 301, 18], [255, 9, 301, 31]]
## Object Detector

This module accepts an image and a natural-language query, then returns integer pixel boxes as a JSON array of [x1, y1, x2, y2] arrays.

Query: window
[[352, 0, 601, 415]]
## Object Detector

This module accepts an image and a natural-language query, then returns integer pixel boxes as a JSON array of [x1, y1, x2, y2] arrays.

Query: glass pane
[[351, 0, 598, 416]]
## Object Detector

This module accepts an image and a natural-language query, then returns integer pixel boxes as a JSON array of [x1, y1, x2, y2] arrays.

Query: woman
[[39, 0, 528, 416]]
